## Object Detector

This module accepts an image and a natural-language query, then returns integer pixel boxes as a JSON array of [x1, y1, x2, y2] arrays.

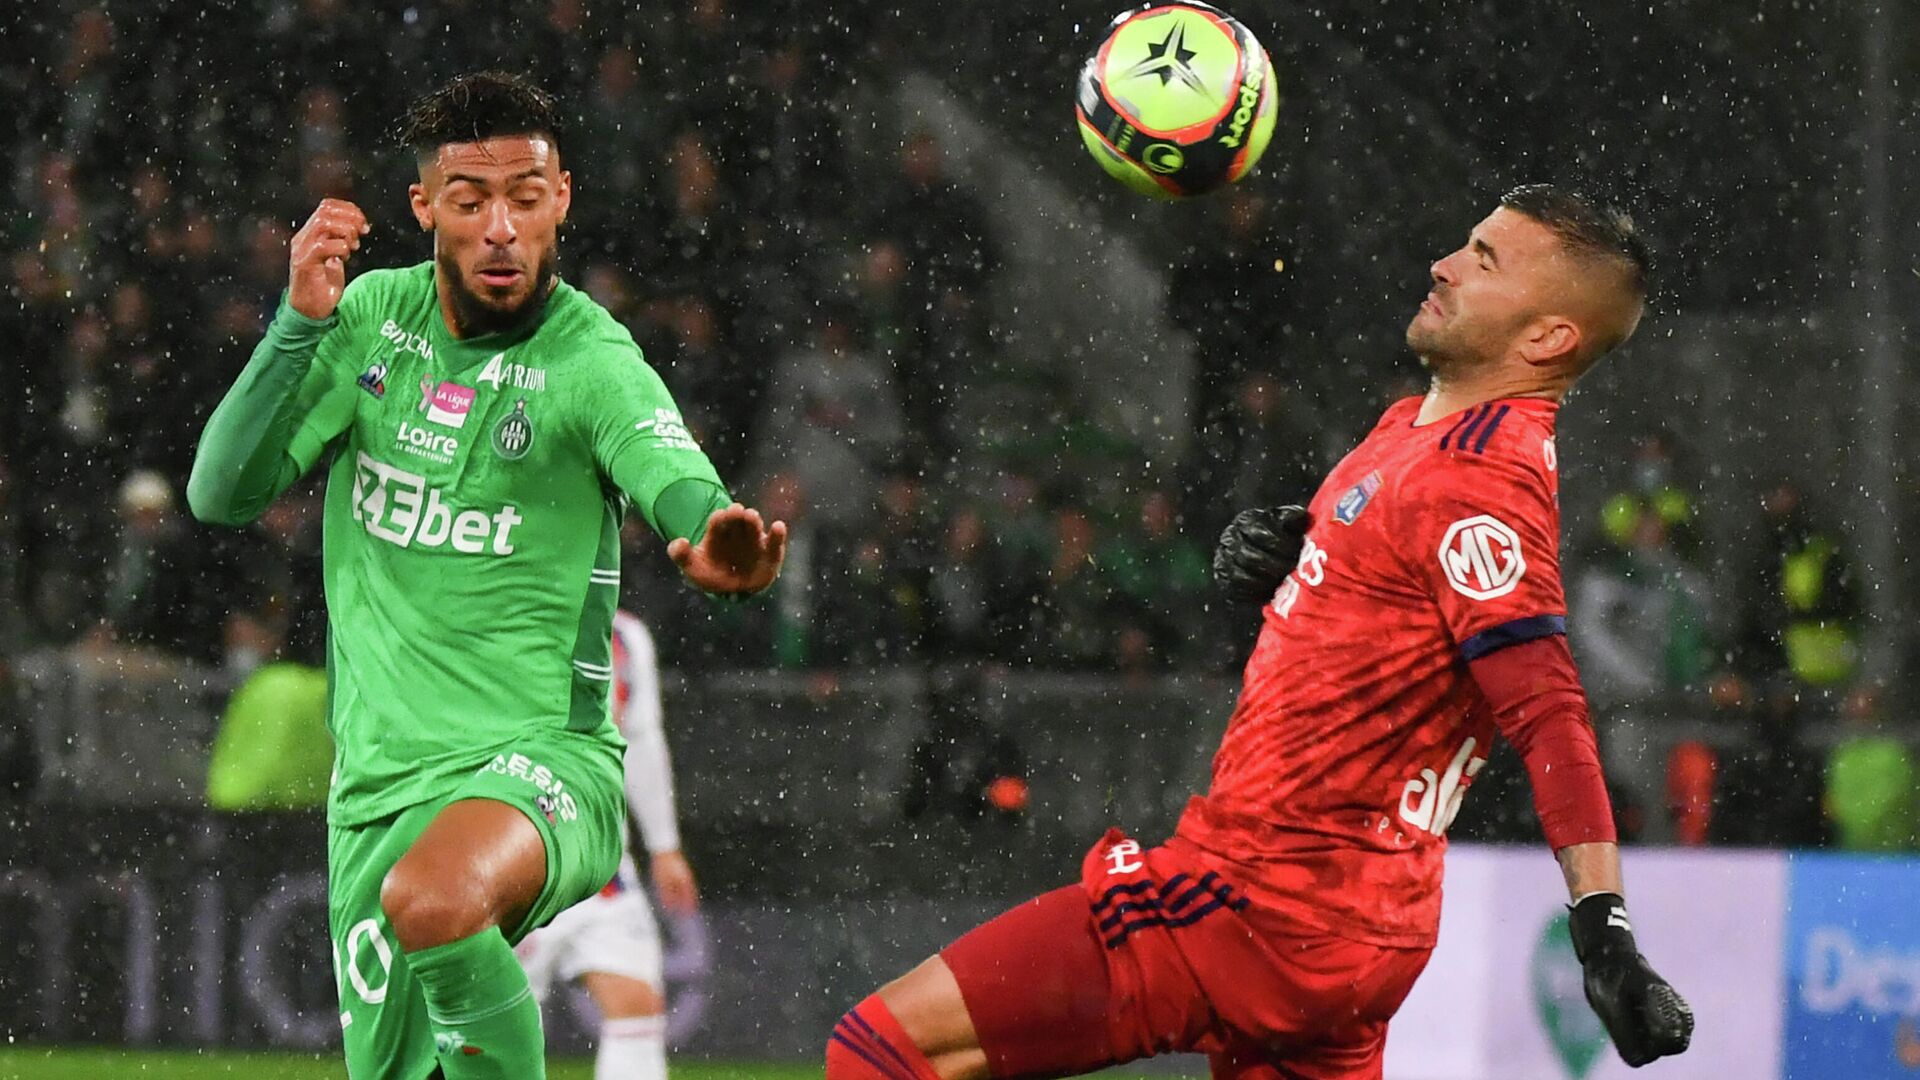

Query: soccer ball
[[1074, 2, 1278, 199]]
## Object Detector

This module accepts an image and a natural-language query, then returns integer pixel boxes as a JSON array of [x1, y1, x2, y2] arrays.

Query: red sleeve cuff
[[1468, 632, 1617, 849]]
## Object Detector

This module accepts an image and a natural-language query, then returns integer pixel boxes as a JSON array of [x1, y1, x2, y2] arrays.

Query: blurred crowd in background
[[1, 0, 1250, 677], [1, 0, 1912, 854]]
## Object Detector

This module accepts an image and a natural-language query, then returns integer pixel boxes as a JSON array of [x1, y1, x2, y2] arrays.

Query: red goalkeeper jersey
[[1177, 395, 1569, 948]]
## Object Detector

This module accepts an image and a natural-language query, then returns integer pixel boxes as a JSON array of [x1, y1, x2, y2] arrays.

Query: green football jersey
[[208, 263, 723, 826]]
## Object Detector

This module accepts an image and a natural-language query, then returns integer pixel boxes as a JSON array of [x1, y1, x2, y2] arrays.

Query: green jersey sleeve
[[187, 279, 373, 525], [583, 339, 729, 543]]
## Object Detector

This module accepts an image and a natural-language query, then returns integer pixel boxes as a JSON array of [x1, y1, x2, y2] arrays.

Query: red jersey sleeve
[[1399, 430, 1567, 661], [1398, 413, 1615, 850], [1470, 635, 1617, 849]]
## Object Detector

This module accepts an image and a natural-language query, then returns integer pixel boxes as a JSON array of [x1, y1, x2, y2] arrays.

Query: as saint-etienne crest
[[493, 398, 534, 460]]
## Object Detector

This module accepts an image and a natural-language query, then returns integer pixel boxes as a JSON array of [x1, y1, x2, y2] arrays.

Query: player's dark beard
[[1407, 319, 1448, 372], [1413, 338, 1473, 376], [1407, 311, 1478, 376], [440, 247, 559, 338]]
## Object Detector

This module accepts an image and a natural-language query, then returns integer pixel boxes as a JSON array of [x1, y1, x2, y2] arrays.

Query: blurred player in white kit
[[517, 609, 700, 1079]]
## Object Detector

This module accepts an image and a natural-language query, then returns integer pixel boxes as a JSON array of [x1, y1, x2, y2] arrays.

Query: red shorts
[[940, 830, 1431, 1080]]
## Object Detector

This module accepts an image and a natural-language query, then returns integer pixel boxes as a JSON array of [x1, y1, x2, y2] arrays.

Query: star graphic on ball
[[1125, 18, 1209, 96]]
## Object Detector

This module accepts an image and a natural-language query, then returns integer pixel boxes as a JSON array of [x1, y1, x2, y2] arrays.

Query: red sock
[[826, 995, 942, 1080]]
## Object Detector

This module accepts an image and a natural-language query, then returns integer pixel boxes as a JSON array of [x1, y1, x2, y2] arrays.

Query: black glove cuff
[[1567, 892, 1637, 965]]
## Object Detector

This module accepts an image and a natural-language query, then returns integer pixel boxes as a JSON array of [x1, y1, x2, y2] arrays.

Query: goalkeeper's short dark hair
[[399, 71, 563, 164], [1499, 183, 1649, 302]]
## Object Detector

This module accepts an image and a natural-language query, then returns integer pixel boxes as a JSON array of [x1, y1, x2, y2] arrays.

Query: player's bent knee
[[379, 860, 492, 952]]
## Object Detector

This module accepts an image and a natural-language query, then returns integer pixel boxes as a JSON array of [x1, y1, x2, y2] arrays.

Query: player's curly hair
[[399, 71, 563, 162], [1499, 184, 1650, 300]]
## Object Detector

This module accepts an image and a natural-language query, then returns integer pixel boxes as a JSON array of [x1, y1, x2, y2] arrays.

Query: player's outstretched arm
[[1472, 639, 1693, 1068], [667, 503, 787, 596], [1211, 505, 1310, 603], [187, 199, 369, 526]]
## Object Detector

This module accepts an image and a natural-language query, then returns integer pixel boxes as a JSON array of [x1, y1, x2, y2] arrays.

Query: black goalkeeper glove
[[1567, 893, 1695, 1068], [1212, 505, 1311, 604]]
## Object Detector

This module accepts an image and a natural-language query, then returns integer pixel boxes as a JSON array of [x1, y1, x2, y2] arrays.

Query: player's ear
[[408, 181, 434, 232], [554, 169, 572, 226], [1522, 317, 1580, 368]]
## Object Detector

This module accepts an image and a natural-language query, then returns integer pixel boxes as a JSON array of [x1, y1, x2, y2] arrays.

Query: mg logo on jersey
[[1438, 514, 1526, 600], [350, 452, 523, 554], [1398, 736, 1487, 837]]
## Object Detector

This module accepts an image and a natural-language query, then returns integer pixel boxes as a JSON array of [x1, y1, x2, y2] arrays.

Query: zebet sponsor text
[[350, 452, 523, 554]]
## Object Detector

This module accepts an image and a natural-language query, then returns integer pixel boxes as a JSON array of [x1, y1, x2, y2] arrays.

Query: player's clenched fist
[[288, 198, 370, 320], [1568, 893, 1694, 1067]]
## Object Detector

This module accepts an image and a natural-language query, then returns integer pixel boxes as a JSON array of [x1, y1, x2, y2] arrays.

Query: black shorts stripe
[[1165, 871, 1227, 912], [1156, 872, 1193, 900], [1092, 872, 1191, 912], [1099, 875, 1249, 949], [1096, 900, 1165, 930], [1102, 891, 1251, 950], [1090, 879, 1157, 912], [1095, 874, 1187, 926]]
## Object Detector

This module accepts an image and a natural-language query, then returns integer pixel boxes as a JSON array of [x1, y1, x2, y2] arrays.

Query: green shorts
[[327, 729, 622, 1080]]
